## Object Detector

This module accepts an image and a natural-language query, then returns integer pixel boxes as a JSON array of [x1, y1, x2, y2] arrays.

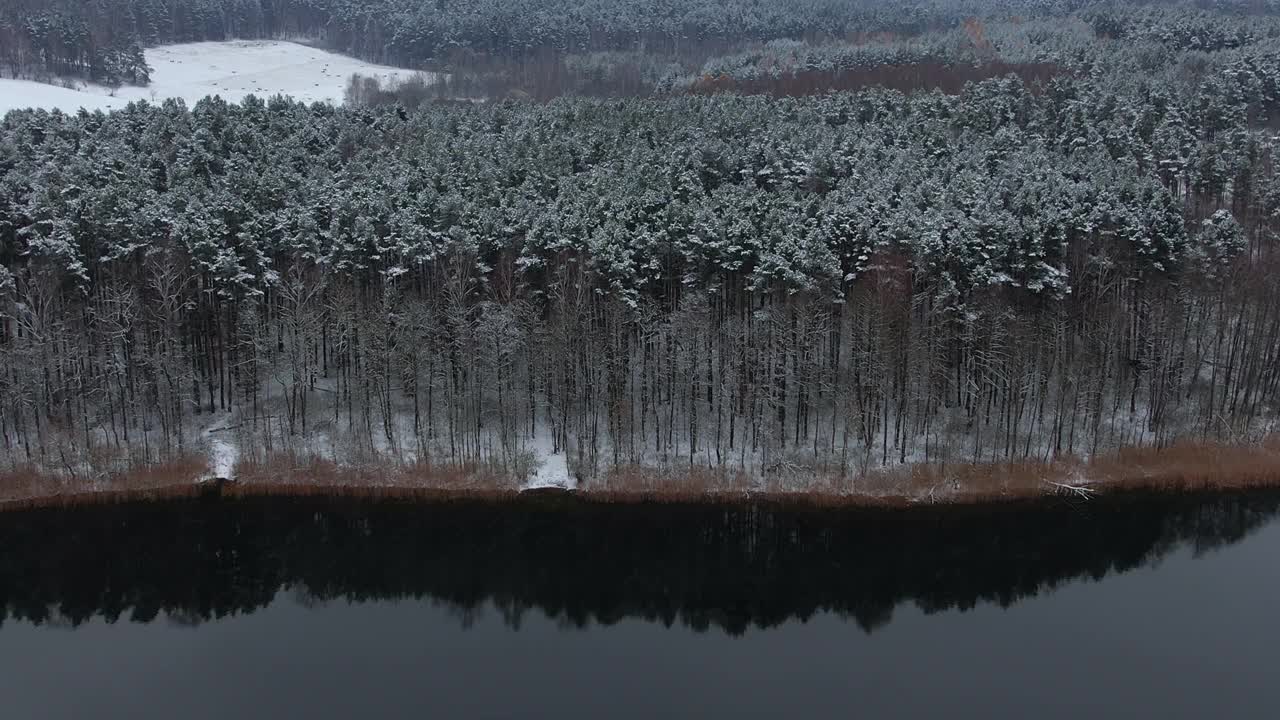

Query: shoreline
[[0, 477, 1274, 515], [3, 439, 1280, 513]]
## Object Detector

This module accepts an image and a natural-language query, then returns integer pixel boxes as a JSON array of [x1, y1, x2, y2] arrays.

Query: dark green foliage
[[0, 82, 1232, 300]]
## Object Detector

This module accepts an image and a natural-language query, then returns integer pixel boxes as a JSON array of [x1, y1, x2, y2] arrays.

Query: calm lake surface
[[0, 492, 1277, 719]]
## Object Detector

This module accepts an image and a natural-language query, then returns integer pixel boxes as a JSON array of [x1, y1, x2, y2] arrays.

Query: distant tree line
[[0, 0, 1078, 75], [0, 4, 152, 85], [8, 0, 1280, 97], [0, 0, 1201, 88], [345, 6, 1280, 102]]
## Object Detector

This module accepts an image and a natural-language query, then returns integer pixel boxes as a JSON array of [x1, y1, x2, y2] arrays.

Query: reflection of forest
[[1, 492, 1276, 635]]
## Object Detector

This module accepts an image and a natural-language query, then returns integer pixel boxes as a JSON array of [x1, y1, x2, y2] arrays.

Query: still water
[[0, 493, 1276, 719]]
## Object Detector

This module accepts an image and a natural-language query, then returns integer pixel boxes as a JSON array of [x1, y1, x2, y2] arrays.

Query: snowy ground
[[1, 40, 431, 115], [521, 435, 577, 492], [201, 419, 241, 481]]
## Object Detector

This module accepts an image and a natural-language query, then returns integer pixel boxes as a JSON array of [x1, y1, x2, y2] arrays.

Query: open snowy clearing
[[521, 435, 578, 492], [1, 40, 431, 115]]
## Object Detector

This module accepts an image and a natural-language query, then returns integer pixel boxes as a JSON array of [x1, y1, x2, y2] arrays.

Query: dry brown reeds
[[0, 454, 210, 511], [225, 451, 522, 503], [1086, 438, 1280, 493], [4, 438, 1280, 513]]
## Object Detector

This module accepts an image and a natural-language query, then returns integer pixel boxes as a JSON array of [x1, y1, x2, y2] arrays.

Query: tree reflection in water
[[1, 491, 1276, 634]]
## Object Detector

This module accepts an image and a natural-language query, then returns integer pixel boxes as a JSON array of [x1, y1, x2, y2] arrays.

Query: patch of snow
[[0, 80, 128, 115], [2, 40, 432, 115], [210, 437, 239, 480], [200, 418, 240, 480], [522, 434, 577, 491]]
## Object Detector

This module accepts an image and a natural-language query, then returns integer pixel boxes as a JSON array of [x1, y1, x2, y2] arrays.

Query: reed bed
[[3, 438, 1280, 512], [0, 454, 210, 511], [231, 452, 518, 488], [224, 452, 523, 503]]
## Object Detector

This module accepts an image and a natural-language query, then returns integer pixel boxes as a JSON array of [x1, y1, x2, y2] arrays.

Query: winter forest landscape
[[4, 2, 1280, 717], [5, 0, 1280, 504]]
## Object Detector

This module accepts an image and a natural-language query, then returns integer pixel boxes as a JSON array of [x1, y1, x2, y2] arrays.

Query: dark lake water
[[0, 492, 1277, 719]]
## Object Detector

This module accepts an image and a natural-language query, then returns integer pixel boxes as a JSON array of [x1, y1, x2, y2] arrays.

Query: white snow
[[200, 418, 241, 480], [522, 434, 577, 491], [209, 437, 239, 480], [1, 40, 431, 115], [0, 80, 127, 115]]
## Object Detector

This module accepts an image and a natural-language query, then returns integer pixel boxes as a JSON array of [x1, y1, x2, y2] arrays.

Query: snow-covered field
[[1, 40, 430, 115]]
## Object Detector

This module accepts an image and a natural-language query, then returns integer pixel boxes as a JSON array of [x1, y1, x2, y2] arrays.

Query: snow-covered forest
[[3, 1, 1280, 490], [0, 0, 1082, 80], [0, 41, 429, 115]]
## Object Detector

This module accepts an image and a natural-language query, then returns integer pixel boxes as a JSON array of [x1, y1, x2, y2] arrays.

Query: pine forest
[[4, 0, 1280, 496]]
